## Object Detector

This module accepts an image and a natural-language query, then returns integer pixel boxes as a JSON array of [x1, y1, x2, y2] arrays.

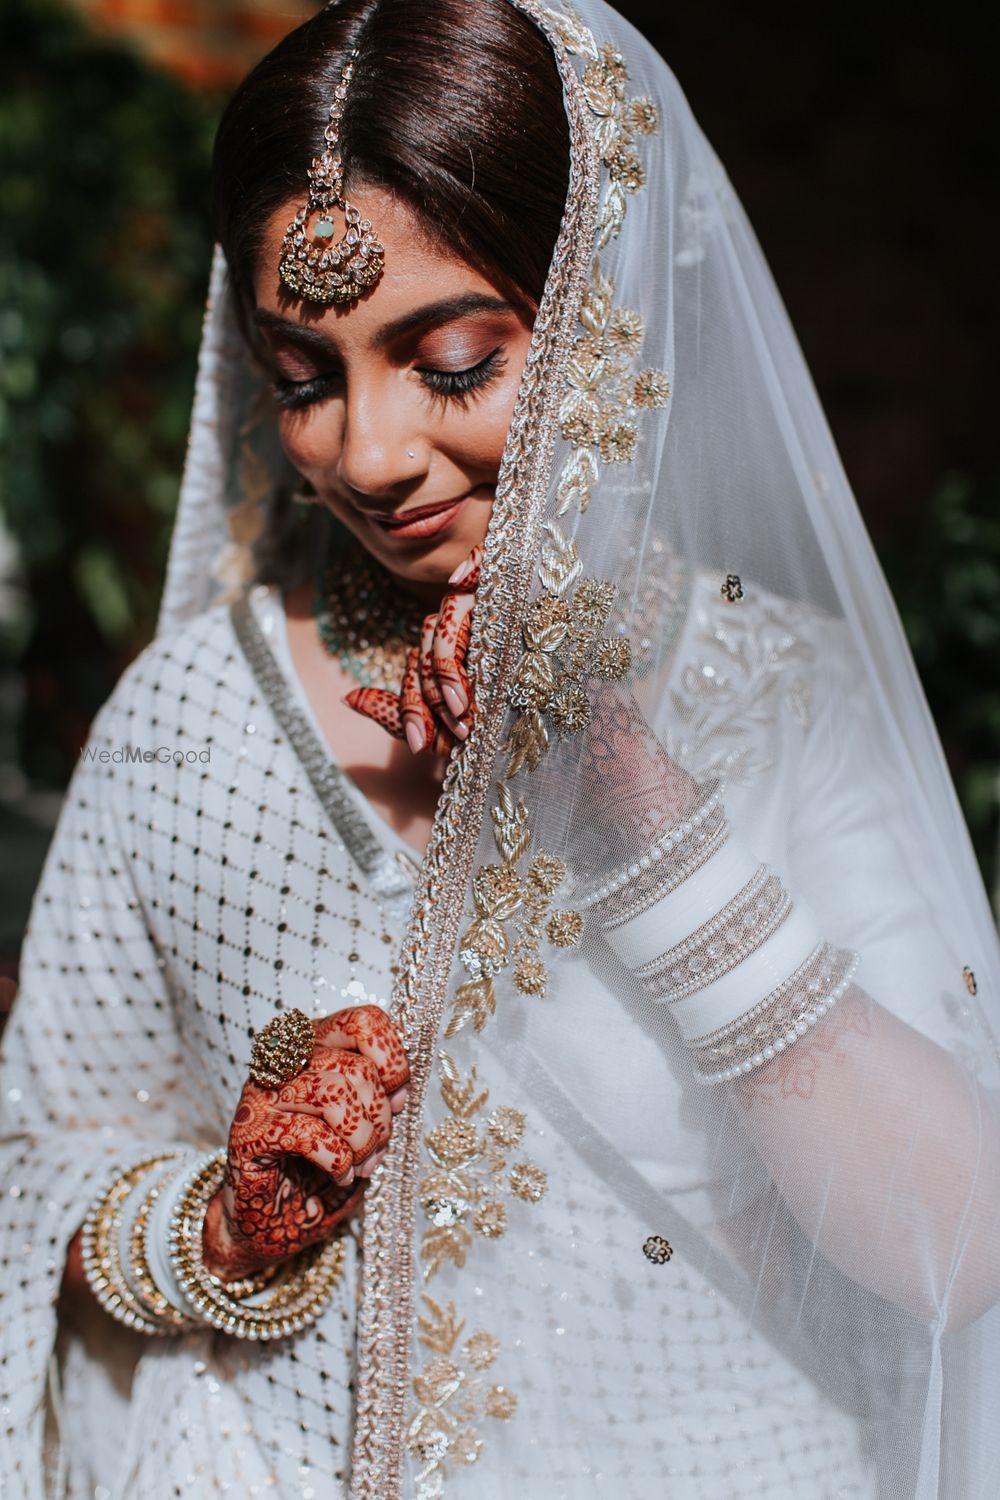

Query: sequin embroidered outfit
[[3, 582, 886, 1498], [3, 0, 1000, 1494]]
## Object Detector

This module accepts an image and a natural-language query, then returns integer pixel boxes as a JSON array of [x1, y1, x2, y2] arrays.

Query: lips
[[378, 495, 467, 525], [364, 488, 481, 540]]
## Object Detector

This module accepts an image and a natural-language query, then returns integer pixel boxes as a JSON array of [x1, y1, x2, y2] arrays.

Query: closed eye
[[271, 348, 507, 413], [417, 348, 507, 406], [272, 371, 342, 412]]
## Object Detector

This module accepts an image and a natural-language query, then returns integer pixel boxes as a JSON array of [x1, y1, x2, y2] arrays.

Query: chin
[[370, 525, 489, 586], [379, 538, 475, 589]]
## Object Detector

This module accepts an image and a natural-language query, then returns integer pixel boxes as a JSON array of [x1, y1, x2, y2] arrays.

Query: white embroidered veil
[[153, 1, 1000, 1495]]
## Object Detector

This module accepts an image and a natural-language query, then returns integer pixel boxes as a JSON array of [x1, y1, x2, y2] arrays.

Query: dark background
[[2, 0, 998, 1002]]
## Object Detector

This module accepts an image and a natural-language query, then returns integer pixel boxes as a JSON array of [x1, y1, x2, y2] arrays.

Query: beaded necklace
[[311, 530, 426, 692]]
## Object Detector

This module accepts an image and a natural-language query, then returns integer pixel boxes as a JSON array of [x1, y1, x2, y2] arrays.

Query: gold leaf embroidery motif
[[408, 8, 660, 1489], [445, 781, 580, 1034], [503, 521, 632, 772], [542, 5, 659, 248], [556, 258, 669, 517], [407, 1296, 518, 1496], [418, 1055, 547, 1280]]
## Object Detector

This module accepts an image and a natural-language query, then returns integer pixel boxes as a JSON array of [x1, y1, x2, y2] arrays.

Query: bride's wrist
[[202, 1187, 276, 1281], [587, 780, 859, 1085]]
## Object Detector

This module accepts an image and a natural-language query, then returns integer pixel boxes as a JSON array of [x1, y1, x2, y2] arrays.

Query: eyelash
[[272, 348, 507, 412]]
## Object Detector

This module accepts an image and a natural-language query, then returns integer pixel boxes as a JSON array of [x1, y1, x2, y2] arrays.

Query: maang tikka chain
[[278, 48, 385, 305]]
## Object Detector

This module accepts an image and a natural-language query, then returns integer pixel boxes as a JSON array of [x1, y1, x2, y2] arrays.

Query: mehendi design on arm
[[733, 985, 874, 1107], [581, 684, 699, 848]]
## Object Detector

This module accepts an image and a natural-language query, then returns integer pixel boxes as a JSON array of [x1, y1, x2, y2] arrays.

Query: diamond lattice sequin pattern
[[0, 595, 412, 1495]]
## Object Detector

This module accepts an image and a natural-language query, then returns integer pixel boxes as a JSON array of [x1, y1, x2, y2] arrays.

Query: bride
[[2, 1, 998, 1496]]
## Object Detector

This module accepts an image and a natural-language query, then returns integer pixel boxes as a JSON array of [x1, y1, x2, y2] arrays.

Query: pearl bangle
[[144, 1149, 216, 1320], [579, 778, 726, 909], [604, 839, 760, 969], [692, 948, 859, 1083]]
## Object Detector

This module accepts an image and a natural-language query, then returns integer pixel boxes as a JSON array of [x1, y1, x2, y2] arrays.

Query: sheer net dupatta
[[331, 2, 1000, 1497], [142, 1, 1000, 1494]]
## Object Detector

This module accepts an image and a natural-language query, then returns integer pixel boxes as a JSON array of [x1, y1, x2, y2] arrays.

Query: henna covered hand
[[344, 543, 482, 756], [580, 681, 699, 853], [204, 1004, 411, 1280]]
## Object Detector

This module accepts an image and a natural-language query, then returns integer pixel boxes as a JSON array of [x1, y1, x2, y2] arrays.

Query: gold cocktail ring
[[249, 1008, 315, 1088]]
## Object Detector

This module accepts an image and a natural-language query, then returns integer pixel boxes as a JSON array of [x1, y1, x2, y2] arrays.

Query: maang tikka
[[277, 48, 385, 305]]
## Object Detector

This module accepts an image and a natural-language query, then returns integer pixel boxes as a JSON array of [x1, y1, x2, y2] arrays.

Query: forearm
[[587, 740, 1000, 1331], [728, 984, 1000, 1329]]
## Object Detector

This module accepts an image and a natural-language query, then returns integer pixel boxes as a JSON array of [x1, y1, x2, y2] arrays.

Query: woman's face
[[253, 188, 536, 603]]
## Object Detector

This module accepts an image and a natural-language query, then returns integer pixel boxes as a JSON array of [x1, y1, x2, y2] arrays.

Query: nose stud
[[406, 449, 415, 459]]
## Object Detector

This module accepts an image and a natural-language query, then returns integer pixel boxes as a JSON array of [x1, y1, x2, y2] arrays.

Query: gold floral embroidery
[[419, 1055, 547, 1279], [407, 1297, 518, 1495], [556, 258, 669, 517], [503, 522, 632, 779], [544, 4, 658, 248], [405, 8, 661, 1490], [542, 6, 668, 520], [446, 778, 582, 1030]]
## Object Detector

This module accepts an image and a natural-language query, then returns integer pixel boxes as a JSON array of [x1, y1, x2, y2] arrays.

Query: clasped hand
[[344, 540, 697, 848], [207, 1004, 410, 1280], [343, 545, 483, 754]]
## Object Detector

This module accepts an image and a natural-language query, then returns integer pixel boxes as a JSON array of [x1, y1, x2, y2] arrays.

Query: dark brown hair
[[212, 0, 571, 319]]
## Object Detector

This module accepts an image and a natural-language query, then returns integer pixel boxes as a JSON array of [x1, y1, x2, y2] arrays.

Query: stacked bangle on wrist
[[591, 780, 859, 1084], [82, 1147, 347, 1341], [81, 1151, 194, 1335], [163, 1149, 347, 1341], [580, 777, 727, 915]]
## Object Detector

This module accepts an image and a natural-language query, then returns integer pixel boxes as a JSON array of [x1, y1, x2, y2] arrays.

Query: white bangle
[[667, 901, 822, 1039], [691, 944, 859, 1083], [604, 839, 761, 969], [580, 778, 726, 909], [116, 1155, 185, 1303], [81, 1151, 190, 1336], [144, 1149, 217, 1319]]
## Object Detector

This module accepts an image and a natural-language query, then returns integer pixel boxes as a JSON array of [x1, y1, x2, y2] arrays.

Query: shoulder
[[655, 565, 858, 785], [88, 598, 251, 751]]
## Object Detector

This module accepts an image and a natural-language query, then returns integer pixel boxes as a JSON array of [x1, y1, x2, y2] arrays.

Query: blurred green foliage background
[[1, 0, 997, 944], [1, 0, 216, 782]]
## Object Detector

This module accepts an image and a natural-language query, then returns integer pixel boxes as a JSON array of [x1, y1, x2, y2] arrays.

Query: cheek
[[275, 411, 344, 477], [441, 356, 529, 467]]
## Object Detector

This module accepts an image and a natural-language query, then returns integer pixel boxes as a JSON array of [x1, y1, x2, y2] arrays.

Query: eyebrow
[[252, 293, 516, 355]]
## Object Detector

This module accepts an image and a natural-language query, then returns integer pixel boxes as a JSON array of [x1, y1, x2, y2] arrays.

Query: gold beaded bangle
[[81, 1153, 190, 1336], [166, 1150, 347, 1341], [134, 1170, 279, 1307]]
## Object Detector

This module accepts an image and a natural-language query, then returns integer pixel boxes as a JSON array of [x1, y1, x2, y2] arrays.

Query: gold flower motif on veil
[[407, 8, 661, 1493], [418, 1055, 547, 1281], [408, 1296, 516, 1492], [504, 521, 633, 779], [556, 258, 670, 516]]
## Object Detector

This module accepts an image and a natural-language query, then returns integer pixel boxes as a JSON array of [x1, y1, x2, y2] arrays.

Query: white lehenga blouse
[[1, 575, 914, 1499]]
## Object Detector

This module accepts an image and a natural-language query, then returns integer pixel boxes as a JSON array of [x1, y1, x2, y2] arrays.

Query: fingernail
[[448, 558, 472, 585], [389, 1085, 409, 1111], [442, 683, 468, 716], [405, 720, 426, 754]]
